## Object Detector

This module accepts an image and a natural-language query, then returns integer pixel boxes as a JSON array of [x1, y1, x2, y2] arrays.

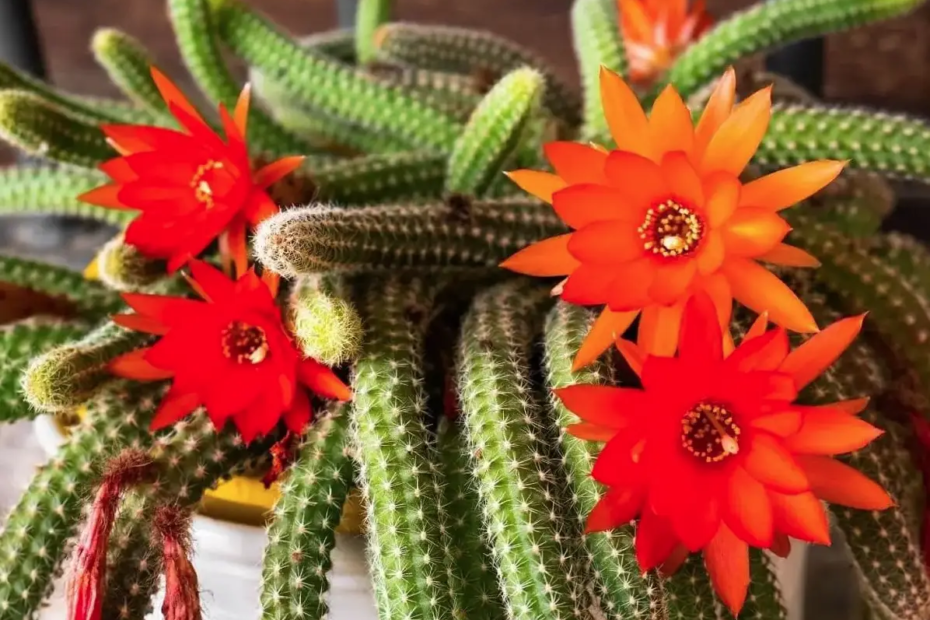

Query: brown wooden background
[[27, 0, 930, 114]]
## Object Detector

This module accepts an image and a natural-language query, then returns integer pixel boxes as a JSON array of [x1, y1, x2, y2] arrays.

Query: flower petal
[[554, 184, 647, 229], [572, 307, 640, 371], [722, 257, 818, 333], [187, 260, 237, 303], [109, 348, 174, 381], [784, 412, 884, 455], [283, 387, 312, 435], [120, 292, 206, 326], [721, 208, 791, 257], [615, 338, 646, 377], [700, 85, 772, 177], [649, 86, 695, 157], [544, 142, 609, 185], [700, 272, 733, 328], [600, 67, 653, 159], [111, 313, 169, 336], [592, 434, 645, 486], [678, 290, 723, 362], [693, 67, 736, 161], [695, 230, 725, 275], [725, 326, 789, 373], [779, 314, 866, 390], [150, 385, 201, 431], [636, 302, 684, 357], [505, 169, 568, 203], [724, 467, 773, 547], [585, 486, 645, 533], [703, 523, 750, 617], [606, 259, 657, 311], [743, 433, 809, 493], [233, 83, 251, 136], [750, 411, 802, 437], [603, 150, 667, 209], [703, 172, 740, 227], [561, 263, 615, 306], [298, 359, 352, 401], [567, 220, 644, 263], [758, 243, 821, 268], [149, 67, 212, 137], [739, 160, 847, 211], [554, 384, 647, 428], [660, 151, 703, 207], [768, 490, 831, 544], [254, 156, 305, 189], [648, 260, 697, 306], [567, 422, 619, 442], [78, 184, 133, 210], [500, 235, 581, 276], [796, 454, 894, 510], [636, 508, 679, 571]]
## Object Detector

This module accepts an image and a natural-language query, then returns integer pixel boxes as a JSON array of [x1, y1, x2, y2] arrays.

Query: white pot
[[31, 416, 807, 620]]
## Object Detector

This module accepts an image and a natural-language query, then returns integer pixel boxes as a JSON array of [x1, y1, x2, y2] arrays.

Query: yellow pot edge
[[79, 259, 365, 534]]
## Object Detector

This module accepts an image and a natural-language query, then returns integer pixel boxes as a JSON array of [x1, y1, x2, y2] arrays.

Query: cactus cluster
[[1, 0, 930, 618]]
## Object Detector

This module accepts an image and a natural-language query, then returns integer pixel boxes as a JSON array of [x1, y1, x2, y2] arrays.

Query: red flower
[[108, 260, 351, 443], [555, 293, 892, 615], [79, 67, 304, 274]]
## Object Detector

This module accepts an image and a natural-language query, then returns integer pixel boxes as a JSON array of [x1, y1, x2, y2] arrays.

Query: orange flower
[[501, 67, 846, 369], [555, 293, 892, 615], [619, 0, 713, 84], [79, 67, 304, 275]]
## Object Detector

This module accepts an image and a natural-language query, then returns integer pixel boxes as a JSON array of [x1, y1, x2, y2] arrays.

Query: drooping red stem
[[154, 505, 202, 620]]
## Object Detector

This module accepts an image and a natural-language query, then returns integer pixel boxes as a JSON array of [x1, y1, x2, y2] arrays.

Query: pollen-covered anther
[[222, 321, 269, 364], [638, 199, 704, 258], [681, 402, 741, 463], [190, 160, 224, 209]]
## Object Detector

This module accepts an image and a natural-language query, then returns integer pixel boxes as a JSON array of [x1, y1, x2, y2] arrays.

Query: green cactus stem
[[446, 68, 544, 197], [457, 279, 593, 620], [542, 302, 662, 620], [355, 0, 392, 64], [756, 105, 930, 183], [350, 274, 460, 619], [94, 234, 168, 292], [298, 29, 357, 64], [0, 256, 124, 321], [90, 29, 175, 121], [208, 0, 462, 153], [311, 151, 447, 206], [571, 0, 626, 139], [657, 0, 924, 102], [254, 198, 565, 277], [168, 0, 314, 157], [364, 64, 482, 122], [373, 23, 582, 128], [0, 91, 115, 167], [436, 417, 508, 620], [0, 320, 89, 422], [0, 166, 134, 224], [261, 406, 354, 620], [22, 322, 152, 413], [289, 276, 363, 367], [0, 383, 160, 620]]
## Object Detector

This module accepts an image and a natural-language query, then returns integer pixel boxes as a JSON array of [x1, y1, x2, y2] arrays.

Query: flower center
[[190, 160, 225, 209], [221, 321, 269, 364], [680, 402, 741, 463], [638, 199, 704, 258]]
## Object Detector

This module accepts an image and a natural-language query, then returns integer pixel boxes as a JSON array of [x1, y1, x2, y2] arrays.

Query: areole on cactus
[[0, 1, 929, 620]]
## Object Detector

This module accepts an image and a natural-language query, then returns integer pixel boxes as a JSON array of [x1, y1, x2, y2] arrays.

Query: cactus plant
[[2, 0, 930, 619]]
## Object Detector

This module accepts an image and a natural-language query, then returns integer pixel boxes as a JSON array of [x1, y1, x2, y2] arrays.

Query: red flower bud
[[154, 505, 202, 620], [67, 450, 155, 620]]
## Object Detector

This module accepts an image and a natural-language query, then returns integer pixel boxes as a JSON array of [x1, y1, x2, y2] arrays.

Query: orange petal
[[743, 433, 809, 493], [702, 172, 740, 227], [743, 312, 769, 343], [299, 359, 352, 401], [700, 272, 733, 329], [784, 412, 884, 455], [696, 230, 725, 275], [648, 260, 697, 306], [505, 169, 568, 204], [721, 208, 791, 257], [724, 467, 773, 547], [693, 67, 736, 161], [779, 314, 865, 389], [567, 422, 620, 442], [111, 313, 168, 335], [554, 384, 647, 428], [599, 67, 653, 159], [262, 270, 281, 299], [615, 338, 646, 377], [649, 85, 695, 157], [233, 82, 252, 136], [796, 455, 894, 510], [77, 184, 133, 210], [606, 259, 657, 311], [619, 0, 654, 44], [109, 348, 173, 381], [768, 490, 831, 544], [636, 302, 684, 356], [561, 263, 615, 305], [554, 184, 646, 229], [660, 151, 703, 207], [572, 307, 639, 371], [703, 523, 750, 617], [500, 235, 581, 276], [222, 217, 248, 280], [750, 411, 802, 437], [739, 160, 847, 211], [568, 220, 645, 263], [700, 85, 772, 177], [544, 142, 609, 185], [830, 397, 871, 415], [722, 257, 818, 333], [149, 67, 207, 129], [758, 243, 821, 268], [603, 150, 666, 209], [254, 155, 305, 189]]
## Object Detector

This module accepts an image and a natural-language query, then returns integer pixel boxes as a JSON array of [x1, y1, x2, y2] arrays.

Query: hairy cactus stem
[[153, 505, 202, 620]]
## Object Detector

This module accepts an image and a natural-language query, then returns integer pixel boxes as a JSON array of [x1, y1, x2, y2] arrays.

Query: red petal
[[636, 302, 684, 357], [283, 387, 312, 434], [703, 523, 750, 616], [187, 259, 237, 303], [603, 150, 666, 210], [150, 386, 201, 431], [585, 486, 645, 533], [111, 313, 168, 335], [592, 434, 646, 486], [725, 326, 789, 373], [566, 219, 644, 263], [298, 359, 353, 401], [232, 392, 281, 444], [566, 422, 618, 442], [553, 183, 648, 230], [769, 533, 791, 558], [254, 156, 305, 189], [150, 67, 212, 137], [784, 412, 884, 455], [743, 433, 809, 493], [554, 384, 647, 428], [615, 338, 646, 377], [121, 292, 206, 325], [796, 454, 894, 510], [750, 411, 802, 437], [724, 467, 773, 547], [768, 490, 831, 544], [543, 142, 609, 185], [678, 291, 723, 363], [635, 508, 679, 571], [78, 184, 133, 210], [221, 218, 248, 279], [779, 314, 867, 391], [109, 348, 174, 381], [560, 263, 614, 306]]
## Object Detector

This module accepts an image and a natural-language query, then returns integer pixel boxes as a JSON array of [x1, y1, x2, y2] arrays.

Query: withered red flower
[[79, 67, 304, 274], [108, 260, 351, 443], [153, 506, 202, 620], [555, 292, 892, 615]]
